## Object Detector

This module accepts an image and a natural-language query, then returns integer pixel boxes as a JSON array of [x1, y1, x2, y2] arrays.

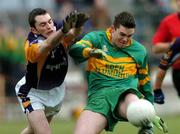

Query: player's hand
[[154, 89, 165, 104], [89, 49, 107, 60], [18, 93, 33, 113], [152, 116, 168, 133], [75, 12, 89, 28], [62, 10, 78, 33]]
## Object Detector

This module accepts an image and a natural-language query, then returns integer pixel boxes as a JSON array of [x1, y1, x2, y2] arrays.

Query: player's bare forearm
[[38, 11, 79, 54], [39, 29, 66, 54], [152, 43, 170, 54], [154, 68, 166, 90], [66, 27, 83, 42]]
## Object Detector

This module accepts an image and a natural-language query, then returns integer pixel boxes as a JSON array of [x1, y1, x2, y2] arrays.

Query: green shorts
[[85, 88, 142, 131]]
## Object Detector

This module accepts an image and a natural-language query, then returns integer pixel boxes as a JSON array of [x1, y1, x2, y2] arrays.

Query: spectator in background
[[58, 1, 75, 20], [0, 22, 25, 98], [84, 0, 111, 32], [55, 0, 94, 12], [152, 0, 180, 104], [15, 8, 88, 134], [4, 26, 26, 98]]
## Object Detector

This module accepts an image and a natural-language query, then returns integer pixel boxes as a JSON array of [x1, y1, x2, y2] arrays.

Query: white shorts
[[15, 77, 65, 117]]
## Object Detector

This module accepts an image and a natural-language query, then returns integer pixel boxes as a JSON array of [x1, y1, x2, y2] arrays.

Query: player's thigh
[[74, 110, 107, 134], [172, 69, 180, 96], [27, 109, 51, 134]]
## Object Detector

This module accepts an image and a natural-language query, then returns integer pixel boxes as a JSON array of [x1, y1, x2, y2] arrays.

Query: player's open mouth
[[47, 30, 54, 35]]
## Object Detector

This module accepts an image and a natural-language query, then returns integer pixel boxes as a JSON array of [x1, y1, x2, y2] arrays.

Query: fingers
[[69, 10, 78, 27], [159, 118, 168, 133], [152, 116, 168, 133], [78, 12, 89, 21], [89, 49, 107, 59], [62, 10, 88, 33], [62, 10, 77, 33], [75, 12, 89, 28]]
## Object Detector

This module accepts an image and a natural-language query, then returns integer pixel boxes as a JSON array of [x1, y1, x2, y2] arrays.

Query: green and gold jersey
[[69, 28, 153, 103]]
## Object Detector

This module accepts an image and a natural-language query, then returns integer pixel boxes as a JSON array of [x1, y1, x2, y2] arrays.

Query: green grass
[[0, 115, 179, 134]]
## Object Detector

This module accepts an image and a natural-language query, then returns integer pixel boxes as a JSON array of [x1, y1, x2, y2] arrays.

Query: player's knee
[[21, 127, 34, 134]]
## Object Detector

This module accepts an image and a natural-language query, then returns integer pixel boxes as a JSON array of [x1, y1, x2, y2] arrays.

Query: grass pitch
[[0, 114, 179, 134]]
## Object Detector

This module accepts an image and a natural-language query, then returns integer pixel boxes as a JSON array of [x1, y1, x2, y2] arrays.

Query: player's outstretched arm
[[153, 68, 166, 104], [65, 12, 89, 47], [39, 11, 78, 54]]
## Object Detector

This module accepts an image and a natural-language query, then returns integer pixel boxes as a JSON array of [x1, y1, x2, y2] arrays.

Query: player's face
[[32, 13, 56, 38], [111, 25, 135, 48]]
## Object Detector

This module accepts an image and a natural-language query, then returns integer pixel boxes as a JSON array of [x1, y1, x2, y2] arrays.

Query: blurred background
[[0, 0, 179, 134]]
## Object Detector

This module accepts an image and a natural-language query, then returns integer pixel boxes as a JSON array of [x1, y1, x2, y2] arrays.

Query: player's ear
[[31, 27, 38, 34], [111, 25, 115, 32]]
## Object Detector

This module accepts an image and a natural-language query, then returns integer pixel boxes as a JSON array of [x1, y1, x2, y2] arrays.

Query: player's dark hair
[[113, 11, 136, 29], [28, 8, 47, 27]]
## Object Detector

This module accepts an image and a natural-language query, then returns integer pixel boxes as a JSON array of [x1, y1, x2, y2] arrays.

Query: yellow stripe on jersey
[[105, 55, 134, 63], [106, 28, 112, 41], [76, 40, 93, 47], [63, 34, 77, 50], [82, 48, 91, 58], [138, 65, 148, 75], [25, 41, 48, 63], [139, 76, 150, 85], [87, 57, 137, 79], [25, 41, 40, 63], [24, 40, 48, 80], [138, 69, 148, 75], [22, 100, 30, 108]]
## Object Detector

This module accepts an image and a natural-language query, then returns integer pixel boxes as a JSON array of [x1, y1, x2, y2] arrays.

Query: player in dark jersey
[[154, 37, 180, 104], [152, 0, 180, 103], [15, 8, 88, 134]]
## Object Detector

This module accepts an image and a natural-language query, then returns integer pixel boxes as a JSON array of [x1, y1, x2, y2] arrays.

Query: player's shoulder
[[132, 39, 145, 49], [132, 39, 147, 54], [163, 13, 177, 22], [53, 20, 62, 30], [83, 30, 105, 41], [27, 32, 45, 46], [86, 30, 104, 36]]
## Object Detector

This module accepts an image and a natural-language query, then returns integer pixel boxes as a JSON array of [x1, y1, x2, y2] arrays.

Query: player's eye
[[120, 32, 126, 37], [40, 23, 46, 27], [48, 19, 53, 24], [127, 34, 133, 38]]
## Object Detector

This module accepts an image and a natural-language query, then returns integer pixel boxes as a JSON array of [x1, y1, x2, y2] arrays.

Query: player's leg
[[138, 124, 153, 134], [117, 92, 139, 118], [20, 124, 34, 134], [116, 92, 153, 134], [27, 109, 52, 134], [20, 97, 59, 134], [172, 69, 180, 97], [74, 110, 107, 134]]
